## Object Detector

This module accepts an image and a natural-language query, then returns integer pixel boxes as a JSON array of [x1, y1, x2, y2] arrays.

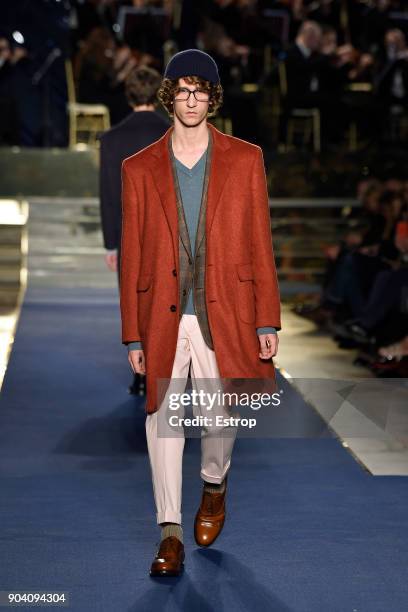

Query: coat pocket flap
[[137, 273, 152, 291], [236, 263, 253, 281]]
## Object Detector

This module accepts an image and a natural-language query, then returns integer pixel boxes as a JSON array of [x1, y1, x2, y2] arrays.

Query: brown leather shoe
[[194, 477, 228, 547], [149, 536, 185, 577]]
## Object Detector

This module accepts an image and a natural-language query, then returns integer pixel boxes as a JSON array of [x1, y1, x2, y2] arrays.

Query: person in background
[[99, 65, 170, 395], [284, 20, 344, 146], [0, 34, 19, 145], [375, 28, 408, 136], [0, 31, 31, 146]]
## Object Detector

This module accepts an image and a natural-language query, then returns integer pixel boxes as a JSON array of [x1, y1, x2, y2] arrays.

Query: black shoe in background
[[346, 321, 376, 346], [330, 318, 376, 347], [128, 373, 146, 396]]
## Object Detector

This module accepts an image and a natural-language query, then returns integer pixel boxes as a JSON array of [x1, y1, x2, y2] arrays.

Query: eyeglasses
[[174, 87, 210, 102]]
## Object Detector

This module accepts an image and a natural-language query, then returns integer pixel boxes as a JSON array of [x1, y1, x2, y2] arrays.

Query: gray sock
[[161, 522, 183, 543], [203, 479, 226, 494]]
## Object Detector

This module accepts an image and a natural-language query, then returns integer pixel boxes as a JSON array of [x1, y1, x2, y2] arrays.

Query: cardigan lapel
[[168, 133, 194, 263], [149, 122, 232, 264], [168, 125, 214, 265]]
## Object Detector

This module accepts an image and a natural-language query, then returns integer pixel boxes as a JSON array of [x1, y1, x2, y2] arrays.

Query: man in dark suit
[[99, 66, 170, 395], [284, 20, 342, 146], [375, 28, 408, 140]]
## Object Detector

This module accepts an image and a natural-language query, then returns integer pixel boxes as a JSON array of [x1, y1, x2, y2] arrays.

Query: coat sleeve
[[250, 147, 282, 331], [119, 160, 142, 345]]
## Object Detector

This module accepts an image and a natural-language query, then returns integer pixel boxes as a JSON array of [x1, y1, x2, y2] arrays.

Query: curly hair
[[157, 75, 223, 118], [125, 66, 162, 107]]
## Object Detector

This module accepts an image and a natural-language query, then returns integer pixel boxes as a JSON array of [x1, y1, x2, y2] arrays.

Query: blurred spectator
[[334, 212, 408, 354], [0, 34, 19, 145], [294, 177, 408, 376], [198, 0, 253, 86], [375, 28, 408, 132], [74, 26, 135, 124], [2, 0, 408, 148], [283, 20, 346, 145]]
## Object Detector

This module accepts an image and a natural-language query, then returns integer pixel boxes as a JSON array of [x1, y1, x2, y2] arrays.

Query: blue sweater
[[127, 147, 276, 351]]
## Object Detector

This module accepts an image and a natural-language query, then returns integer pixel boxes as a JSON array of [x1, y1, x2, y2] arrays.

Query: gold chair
[[279, 61, 321, 153], [65, 59, 110, 148], [286, 108, 321, 153], [344, 82, 373, 151]]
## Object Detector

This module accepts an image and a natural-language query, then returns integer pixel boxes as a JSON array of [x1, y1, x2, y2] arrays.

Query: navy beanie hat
[[163, 49, 220, 84]]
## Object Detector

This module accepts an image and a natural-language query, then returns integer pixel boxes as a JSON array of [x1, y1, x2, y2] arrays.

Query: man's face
[[321, 31, 337, 55], [306, 29, 322, 52], [385, 29, 405, 53], [172, 77, 210, 127]]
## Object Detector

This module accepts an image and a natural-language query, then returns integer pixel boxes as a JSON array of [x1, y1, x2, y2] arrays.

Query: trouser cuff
[[157, 511, 182, 525], [200, 460, 231, 484]]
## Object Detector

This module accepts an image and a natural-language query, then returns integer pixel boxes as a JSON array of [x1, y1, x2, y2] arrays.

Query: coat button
[[170, 305, 176, 312], [172, 269, 177, 276]]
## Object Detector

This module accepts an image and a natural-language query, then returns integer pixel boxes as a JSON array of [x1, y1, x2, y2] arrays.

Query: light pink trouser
[[145, 314, 238, 525]]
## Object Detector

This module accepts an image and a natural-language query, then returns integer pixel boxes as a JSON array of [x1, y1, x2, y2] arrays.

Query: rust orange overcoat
[[120, 121, 281, 414]]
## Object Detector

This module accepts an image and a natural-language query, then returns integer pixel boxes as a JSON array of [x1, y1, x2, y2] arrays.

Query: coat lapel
[[191, 127, 212, 259], [205, 123, 232, 240], [149, 129, 179, 266]]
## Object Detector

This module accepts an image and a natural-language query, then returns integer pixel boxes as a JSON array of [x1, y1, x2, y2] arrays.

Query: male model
[[120, 49, 281, 576], [99, 66, 170, 394]]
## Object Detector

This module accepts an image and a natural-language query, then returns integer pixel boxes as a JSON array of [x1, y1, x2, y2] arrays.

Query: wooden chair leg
[[69, 110, 76, 149], [313, 111, 321, 153], [287, 119, 294, 151], [348, 122, 357, 151], [304, 120, 312, 148]]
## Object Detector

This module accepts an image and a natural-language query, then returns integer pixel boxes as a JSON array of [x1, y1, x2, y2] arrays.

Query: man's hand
[[128, 349, 146, 375], [258, 333, 279, 360], [105, 250, 117, 272]]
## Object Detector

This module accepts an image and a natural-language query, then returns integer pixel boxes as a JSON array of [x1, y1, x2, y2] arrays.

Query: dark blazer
[[375, 56, 408, 105], [99, 110, 170, 251], [284, 44, 330, 107]]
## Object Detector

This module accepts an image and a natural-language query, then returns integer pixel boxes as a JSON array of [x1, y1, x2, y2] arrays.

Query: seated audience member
[[342, 209, 408, 340], [320, 24, 376, 142], [284, 20, 324, 107], [296, 184, 402, 321], [319, 181, 384, 308], [374, 28, 408, 137], [295, 188, 407, 375], [283, 20, 345, 145], [74, 25, 160, 125], [324, 190, 404, 317]]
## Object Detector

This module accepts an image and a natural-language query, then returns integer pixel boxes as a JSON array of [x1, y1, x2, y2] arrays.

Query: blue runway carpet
[[0, 286, 407, 612]]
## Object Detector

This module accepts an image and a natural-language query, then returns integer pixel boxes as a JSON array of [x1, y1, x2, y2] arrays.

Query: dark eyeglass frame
[[174, 87, 210, 102]]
